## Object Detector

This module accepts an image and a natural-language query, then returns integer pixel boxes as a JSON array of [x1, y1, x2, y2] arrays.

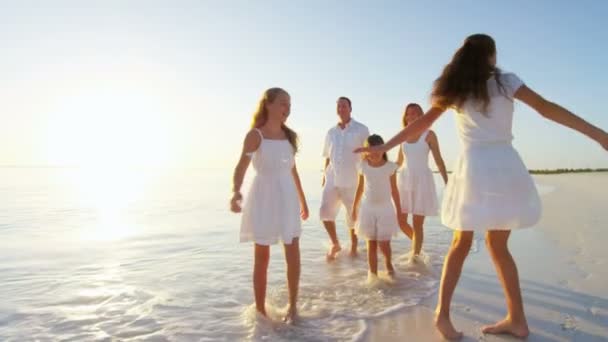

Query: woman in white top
[[230, 88, 309, 323], [352, 134, 401, 278], [396, 103, 448, 257], [356, 34, 608, 340]]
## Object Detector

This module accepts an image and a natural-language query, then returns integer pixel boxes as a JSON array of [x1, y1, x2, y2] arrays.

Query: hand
[[230, 192, 242, 213], [354, 146, 370, 154], [300, 204, 309, 220], [353, 144, 386, 154]]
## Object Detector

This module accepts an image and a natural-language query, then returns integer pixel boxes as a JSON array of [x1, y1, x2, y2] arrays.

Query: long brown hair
[[431, 34, 505, 113], [251, 87, 299, 153], [402, 103, 423, 127]]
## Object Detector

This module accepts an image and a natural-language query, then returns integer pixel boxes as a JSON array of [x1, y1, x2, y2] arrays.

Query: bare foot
[[482, 318, 529, 339], [283, 306, 298, 324], [326, 244, 341, 261], [435, 315, 463, 340]]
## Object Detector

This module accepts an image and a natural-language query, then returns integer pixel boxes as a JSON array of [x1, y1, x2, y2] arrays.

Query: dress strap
[[420, 130, 430, 142], [252, 128, 264, 140]]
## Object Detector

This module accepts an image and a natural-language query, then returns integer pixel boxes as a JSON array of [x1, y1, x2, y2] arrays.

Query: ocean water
[[0, 167, 467, 341]]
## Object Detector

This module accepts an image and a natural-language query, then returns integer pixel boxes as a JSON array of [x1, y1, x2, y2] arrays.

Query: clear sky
[[1, 1, 607, 171]]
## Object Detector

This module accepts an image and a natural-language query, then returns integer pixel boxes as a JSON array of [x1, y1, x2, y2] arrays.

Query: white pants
[[320, 172, 357, 229]]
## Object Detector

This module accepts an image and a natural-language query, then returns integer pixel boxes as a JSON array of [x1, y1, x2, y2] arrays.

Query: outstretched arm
[[355, 107, 446, 153], [515, 85, 608, 150]]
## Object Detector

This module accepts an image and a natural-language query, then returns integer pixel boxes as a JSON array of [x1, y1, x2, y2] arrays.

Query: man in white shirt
[[320, 97, 370, 260]]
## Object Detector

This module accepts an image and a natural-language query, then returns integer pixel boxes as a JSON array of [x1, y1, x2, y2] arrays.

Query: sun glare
[[45, 88, 172, 167], [66, 166, 153, 241], [46, 87, 171, 241]]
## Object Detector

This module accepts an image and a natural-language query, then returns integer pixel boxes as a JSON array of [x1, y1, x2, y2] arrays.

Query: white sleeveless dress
[[239, 129, 302, 245], [398, 130, 439, 216], [441, 72, 541, 232]]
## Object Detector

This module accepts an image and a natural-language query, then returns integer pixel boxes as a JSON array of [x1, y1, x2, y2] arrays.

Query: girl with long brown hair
[[356, 34, 608, 339]]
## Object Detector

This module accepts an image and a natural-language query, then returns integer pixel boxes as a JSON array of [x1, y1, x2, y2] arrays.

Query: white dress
[[240, 129, 302, 245], [356, 161, 399, 241], [398, 130, 439, 216], [441, 72, 542, 232]]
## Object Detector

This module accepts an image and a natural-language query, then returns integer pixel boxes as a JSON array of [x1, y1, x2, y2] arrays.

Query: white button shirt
[[323, 118, 370, 188]]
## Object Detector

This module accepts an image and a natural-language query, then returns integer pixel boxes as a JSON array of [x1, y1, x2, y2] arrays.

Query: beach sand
[[364, 173, 608, 341]]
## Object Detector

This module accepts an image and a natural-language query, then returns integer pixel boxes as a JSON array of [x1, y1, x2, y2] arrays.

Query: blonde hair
[[251, 87, 299, 153]]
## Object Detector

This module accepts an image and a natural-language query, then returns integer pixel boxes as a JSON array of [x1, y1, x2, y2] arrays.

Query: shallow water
[[0, 167, 474, 341]]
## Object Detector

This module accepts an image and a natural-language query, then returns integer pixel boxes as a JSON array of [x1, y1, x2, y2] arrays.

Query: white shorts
[[320, 183, 357, 229], [356, 202, 399, 241]]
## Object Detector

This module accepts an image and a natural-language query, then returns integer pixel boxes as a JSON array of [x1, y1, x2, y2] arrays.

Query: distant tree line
[[528, 168, 608, 175], [432, 168, 608, 175]]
